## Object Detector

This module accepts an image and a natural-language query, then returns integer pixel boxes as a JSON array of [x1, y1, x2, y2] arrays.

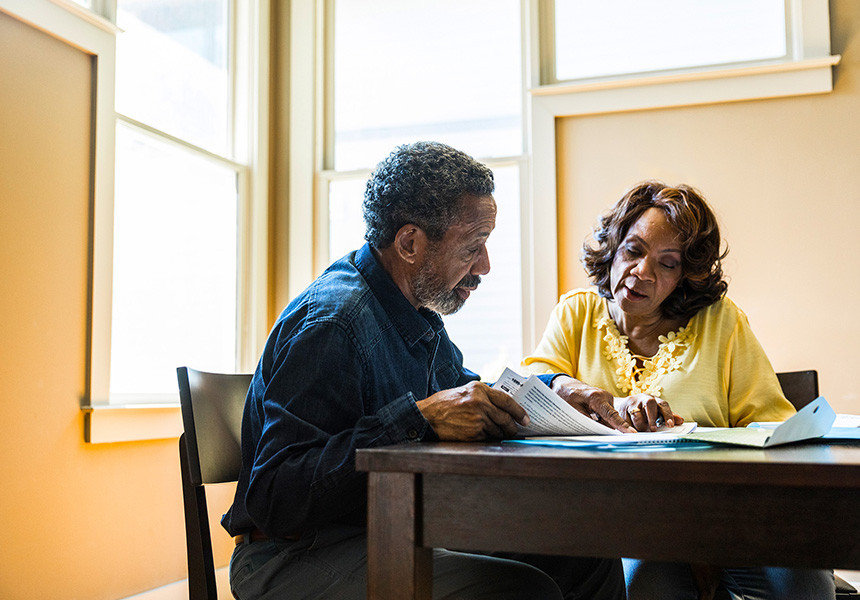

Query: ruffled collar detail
[[595, 314, 695, 397]]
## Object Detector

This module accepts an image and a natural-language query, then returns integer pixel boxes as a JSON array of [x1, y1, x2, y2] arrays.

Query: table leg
[[367, 471, 432, 600]]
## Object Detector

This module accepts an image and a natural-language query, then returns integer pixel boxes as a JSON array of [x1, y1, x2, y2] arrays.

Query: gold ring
[[628, 407, 641, 414]]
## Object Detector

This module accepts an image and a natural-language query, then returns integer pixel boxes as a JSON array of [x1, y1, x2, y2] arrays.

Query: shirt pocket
[[431, 362, 460, 391]]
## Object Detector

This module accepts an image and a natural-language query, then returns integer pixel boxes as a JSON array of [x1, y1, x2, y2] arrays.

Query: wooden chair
[[177, 366, 252, 600], [711, 370, 858, 599]]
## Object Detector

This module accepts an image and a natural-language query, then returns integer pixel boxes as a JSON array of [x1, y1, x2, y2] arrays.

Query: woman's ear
[[393, 224, 428, 266]]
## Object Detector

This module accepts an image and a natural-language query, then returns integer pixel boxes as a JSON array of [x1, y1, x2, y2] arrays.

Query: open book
[[492, 368, 695, 438]]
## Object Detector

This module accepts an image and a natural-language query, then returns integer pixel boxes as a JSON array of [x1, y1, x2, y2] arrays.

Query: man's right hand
[[551, 375, 636, 433], [416, 381, 530, 441]]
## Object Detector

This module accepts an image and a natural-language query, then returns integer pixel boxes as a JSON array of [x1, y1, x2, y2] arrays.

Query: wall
[[0, 10, 234, 599], [2, 0, 857, 598], [555, 0, 860, 414]]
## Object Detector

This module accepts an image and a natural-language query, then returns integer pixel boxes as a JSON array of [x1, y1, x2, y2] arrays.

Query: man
[[223, 141, 627, 599]]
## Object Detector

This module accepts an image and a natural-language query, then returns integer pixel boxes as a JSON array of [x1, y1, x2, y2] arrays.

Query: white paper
[[833, 413, 860, 428], [493, 368, 626, 437]]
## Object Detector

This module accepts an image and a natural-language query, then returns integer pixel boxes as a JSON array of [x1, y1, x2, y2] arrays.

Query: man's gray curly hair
[[363, 141, 495, 249]]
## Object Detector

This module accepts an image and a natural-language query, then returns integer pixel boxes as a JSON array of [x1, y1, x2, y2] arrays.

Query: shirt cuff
[[375, 393, 438, 444], [537, 373, 565, 389]]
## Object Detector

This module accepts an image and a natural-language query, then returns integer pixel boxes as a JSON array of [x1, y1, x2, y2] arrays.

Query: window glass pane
[[110, 123, 238, 401], [116, 0, 231, 155], [444, 165, 522, 381], [328, 177, 369, 262], [333, 0, 522, 171], [554, 0, 786, 81], [326, 165, 522, 382]]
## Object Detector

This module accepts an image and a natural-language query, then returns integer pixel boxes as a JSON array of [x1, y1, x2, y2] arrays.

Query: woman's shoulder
[[553, 288, 607, 326], [558, 287, 603, 307], [693, 295, 749, 330]]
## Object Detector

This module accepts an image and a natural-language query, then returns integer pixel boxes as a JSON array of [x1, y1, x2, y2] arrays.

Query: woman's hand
[[615, 394, 684, 432], [551, 375, 636, 433]]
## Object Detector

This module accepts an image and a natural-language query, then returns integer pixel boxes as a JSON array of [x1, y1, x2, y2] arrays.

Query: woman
[[522, 181, 834, 600]]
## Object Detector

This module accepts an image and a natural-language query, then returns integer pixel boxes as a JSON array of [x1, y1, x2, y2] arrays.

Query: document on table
[[833, 413, 860, 428], [493, 368, 695, 438], [683, 396, 836, 448]]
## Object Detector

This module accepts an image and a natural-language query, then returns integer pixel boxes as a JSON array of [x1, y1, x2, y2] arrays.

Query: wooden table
[[356, 441, 860, 600]]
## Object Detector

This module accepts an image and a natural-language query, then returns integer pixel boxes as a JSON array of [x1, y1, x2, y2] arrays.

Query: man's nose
[[472, 244, 491, 275]]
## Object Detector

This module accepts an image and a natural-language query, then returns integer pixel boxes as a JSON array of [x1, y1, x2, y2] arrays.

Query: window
[[108, 0, 245, 404], [322, 0, 525, 380], [56, 0, 270, 443], [331, 0, 522, 170], [541, 0, 834, 87], [552, 0, 787, 82], [109, 124, 240, 402]]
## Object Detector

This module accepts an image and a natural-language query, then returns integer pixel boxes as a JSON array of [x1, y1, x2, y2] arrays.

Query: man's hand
[[616, 393, 684, 432], [416, 381, 530, 441], [551, 375, 636, 433]]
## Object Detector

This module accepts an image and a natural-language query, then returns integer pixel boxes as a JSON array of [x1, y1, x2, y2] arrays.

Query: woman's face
[[609, 207, 684, 319]]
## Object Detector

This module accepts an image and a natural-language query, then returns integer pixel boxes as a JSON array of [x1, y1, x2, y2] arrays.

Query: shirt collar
[[354, 243, 444, 347]]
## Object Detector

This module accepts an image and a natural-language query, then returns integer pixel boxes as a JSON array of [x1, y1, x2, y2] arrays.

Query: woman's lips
[[624, 286, 647, 300]]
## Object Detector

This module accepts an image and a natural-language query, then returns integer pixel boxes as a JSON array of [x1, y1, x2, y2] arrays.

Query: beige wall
[[555, 0, 860, 414], [0, 10, 234, 599]]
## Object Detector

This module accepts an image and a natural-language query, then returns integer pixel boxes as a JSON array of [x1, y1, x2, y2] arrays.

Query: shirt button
[[407, 429, 419, 439]]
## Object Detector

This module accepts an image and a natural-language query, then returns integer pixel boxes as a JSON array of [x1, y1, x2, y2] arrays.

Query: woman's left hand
[[616, 394, 684, 432]]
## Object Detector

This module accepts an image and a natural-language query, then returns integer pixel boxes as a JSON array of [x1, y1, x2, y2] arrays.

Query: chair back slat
[[776, 370, 819, 411], [178, 367, 250, 485]]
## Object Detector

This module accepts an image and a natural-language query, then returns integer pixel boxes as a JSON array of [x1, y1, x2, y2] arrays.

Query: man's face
[[412, 195, 496, 315]]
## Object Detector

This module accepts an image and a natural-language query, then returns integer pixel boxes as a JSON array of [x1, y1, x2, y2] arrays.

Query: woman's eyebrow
[[627, 235, 681, 253]]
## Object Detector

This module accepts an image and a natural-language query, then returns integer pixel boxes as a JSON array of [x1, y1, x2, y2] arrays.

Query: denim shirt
[[222, 244, 481, 537]]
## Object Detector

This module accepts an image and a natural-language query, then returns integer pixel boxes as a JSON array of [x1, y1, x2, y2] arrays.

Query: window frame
[[537, 0, 835, 88]]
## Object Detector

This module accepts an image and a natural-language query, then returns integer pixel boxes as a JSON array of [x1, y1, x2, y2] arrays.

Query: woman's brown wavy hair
[[582, 181, 728, 321]]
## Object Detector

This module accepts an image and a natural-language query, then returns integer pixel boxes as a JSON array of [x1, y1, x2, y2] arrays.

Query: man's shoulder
[[289, 255, 375, 326]]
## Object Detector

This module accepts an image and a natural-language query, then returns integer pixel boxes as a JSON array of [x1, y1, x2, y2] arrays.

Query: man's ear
[[393, 224, 428, 265]]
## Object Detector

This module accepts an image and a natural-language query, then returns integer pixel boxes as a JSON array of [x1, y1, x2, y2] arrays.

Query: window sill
[[529, 56, 842, 115], [83, 403, 182, 444]]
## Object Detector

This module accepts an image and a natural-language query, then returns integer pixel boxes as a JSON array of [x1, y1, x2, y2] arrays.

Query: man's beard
[[412, 266, 481, 316]]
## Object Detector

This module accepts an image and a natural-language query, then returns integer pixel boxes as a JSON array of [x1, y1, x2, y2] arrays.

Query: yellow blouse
[[521, 288, 795, 427]]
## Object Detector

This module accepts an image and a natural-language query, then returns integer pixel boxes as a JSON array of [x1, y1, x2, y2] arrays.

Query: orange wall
[[555, 0, 860, 413], [0, 10, 234, 599]]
